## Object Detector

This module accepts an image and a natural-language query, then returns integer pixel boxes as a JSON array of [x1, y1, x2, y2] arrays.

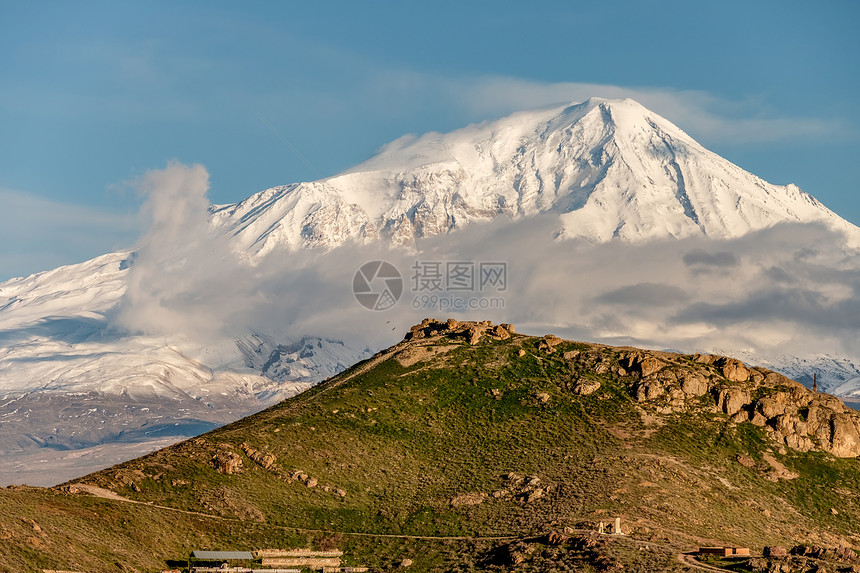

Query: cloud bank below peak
[[108, 163, 860, 372]]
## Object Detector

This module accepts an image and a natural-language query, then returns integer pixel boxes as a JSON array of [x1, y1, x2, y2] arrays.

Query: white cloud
[[110, 163, 860, 375], [114, 162, 233, 340], [358, 72, 844, 145]]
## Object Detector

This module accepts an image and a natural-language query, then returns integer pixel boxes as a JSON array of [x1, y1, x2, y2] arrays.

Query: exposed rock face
[[612, 346, 860, 458], [764, 546, 788, 558], [241, 443, 277, 470], [539, 335, 564, 352], [716, 357, 750, 382], [212, 451, 243, 475], [490, 324, 511, 340], [404, 318, 514, 346], [639, 357, 666, 377], [574, 379, 601, 396], [623, 353, 666, 378], [751, 389, 860, 457], [750, 388, 860, 457], [716, 387, 750, 416], [828, 414, 860, 457], [678, 370, 709, 396], [493, 472, 551, 504], [775, 414, 815, 452], [757, 396, 789, 419], [791, 544, 859, 563], [633, 379, 665, 402]]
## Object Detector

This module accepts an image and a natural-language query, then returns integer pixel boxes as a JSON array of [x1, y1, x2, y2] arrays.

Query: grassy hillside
[[3, 319, 860, 572]]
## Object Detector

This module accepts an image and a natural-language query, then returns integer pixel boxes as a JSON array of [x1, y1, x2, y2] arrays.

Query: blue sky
[[2, 0, 859, 280]]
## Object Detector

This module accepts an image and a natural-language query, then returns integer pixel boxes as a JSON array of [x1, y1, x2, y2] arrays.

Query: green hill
[[3, 319, 860, 572]]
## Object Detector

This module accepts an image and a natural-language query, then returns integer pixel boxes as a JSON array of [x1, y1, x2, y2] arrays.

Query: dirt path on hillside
[[70, 482, 518, 540], [73, 484, 133, 501]]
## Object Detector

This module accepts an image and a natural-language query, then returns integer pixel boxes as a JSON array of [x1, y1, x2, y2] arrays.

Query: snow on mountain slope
[[236, 334, 370, 385], [0, 252, 131, 331], [211, 98, 860, 258], [830, 377, 860, 401], [0, 252, 246, 397]]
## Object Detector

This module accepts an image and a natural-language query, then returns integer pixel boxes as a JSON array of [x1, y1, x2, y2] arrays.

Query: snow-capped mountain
[[210, 98, 859, 257], [2, 96, 859, 485]]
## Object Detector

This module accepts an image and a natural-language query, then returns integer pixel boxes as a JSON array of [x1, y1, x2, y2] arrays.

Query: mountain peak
[[556, 97, 659, 124], [214, 98, 859, 255], [567, 95, 646, 111]]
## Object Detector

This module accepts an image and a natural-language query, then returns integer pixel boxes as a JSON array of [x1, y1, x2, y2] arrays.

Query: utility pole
[[813, 373, 817, 393]]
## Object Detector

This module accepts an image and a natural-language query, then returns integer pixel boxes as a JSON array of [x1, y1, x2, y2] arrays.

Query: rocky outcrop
[[716, 387, 750, 416], [678, 370, 709, 396], [490, 324, 512, 340], [617, 349, 860, 457], [574, 379, 601, 396], [623, 353, 666, 378], [492, 472, 552, 504], [733, 386, 860, 457], [538, 335, 564, 353], [404, 318, 515, 345], [212, 450, 243, 475], [790, 544, 859, 563], [763, 546, 788, 558], [716, 357, 750, 382], [726, 385, 860, 457], [632, 378, 665, 402], [825, 414, 860, 457], [242, 442, 277, 470]]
